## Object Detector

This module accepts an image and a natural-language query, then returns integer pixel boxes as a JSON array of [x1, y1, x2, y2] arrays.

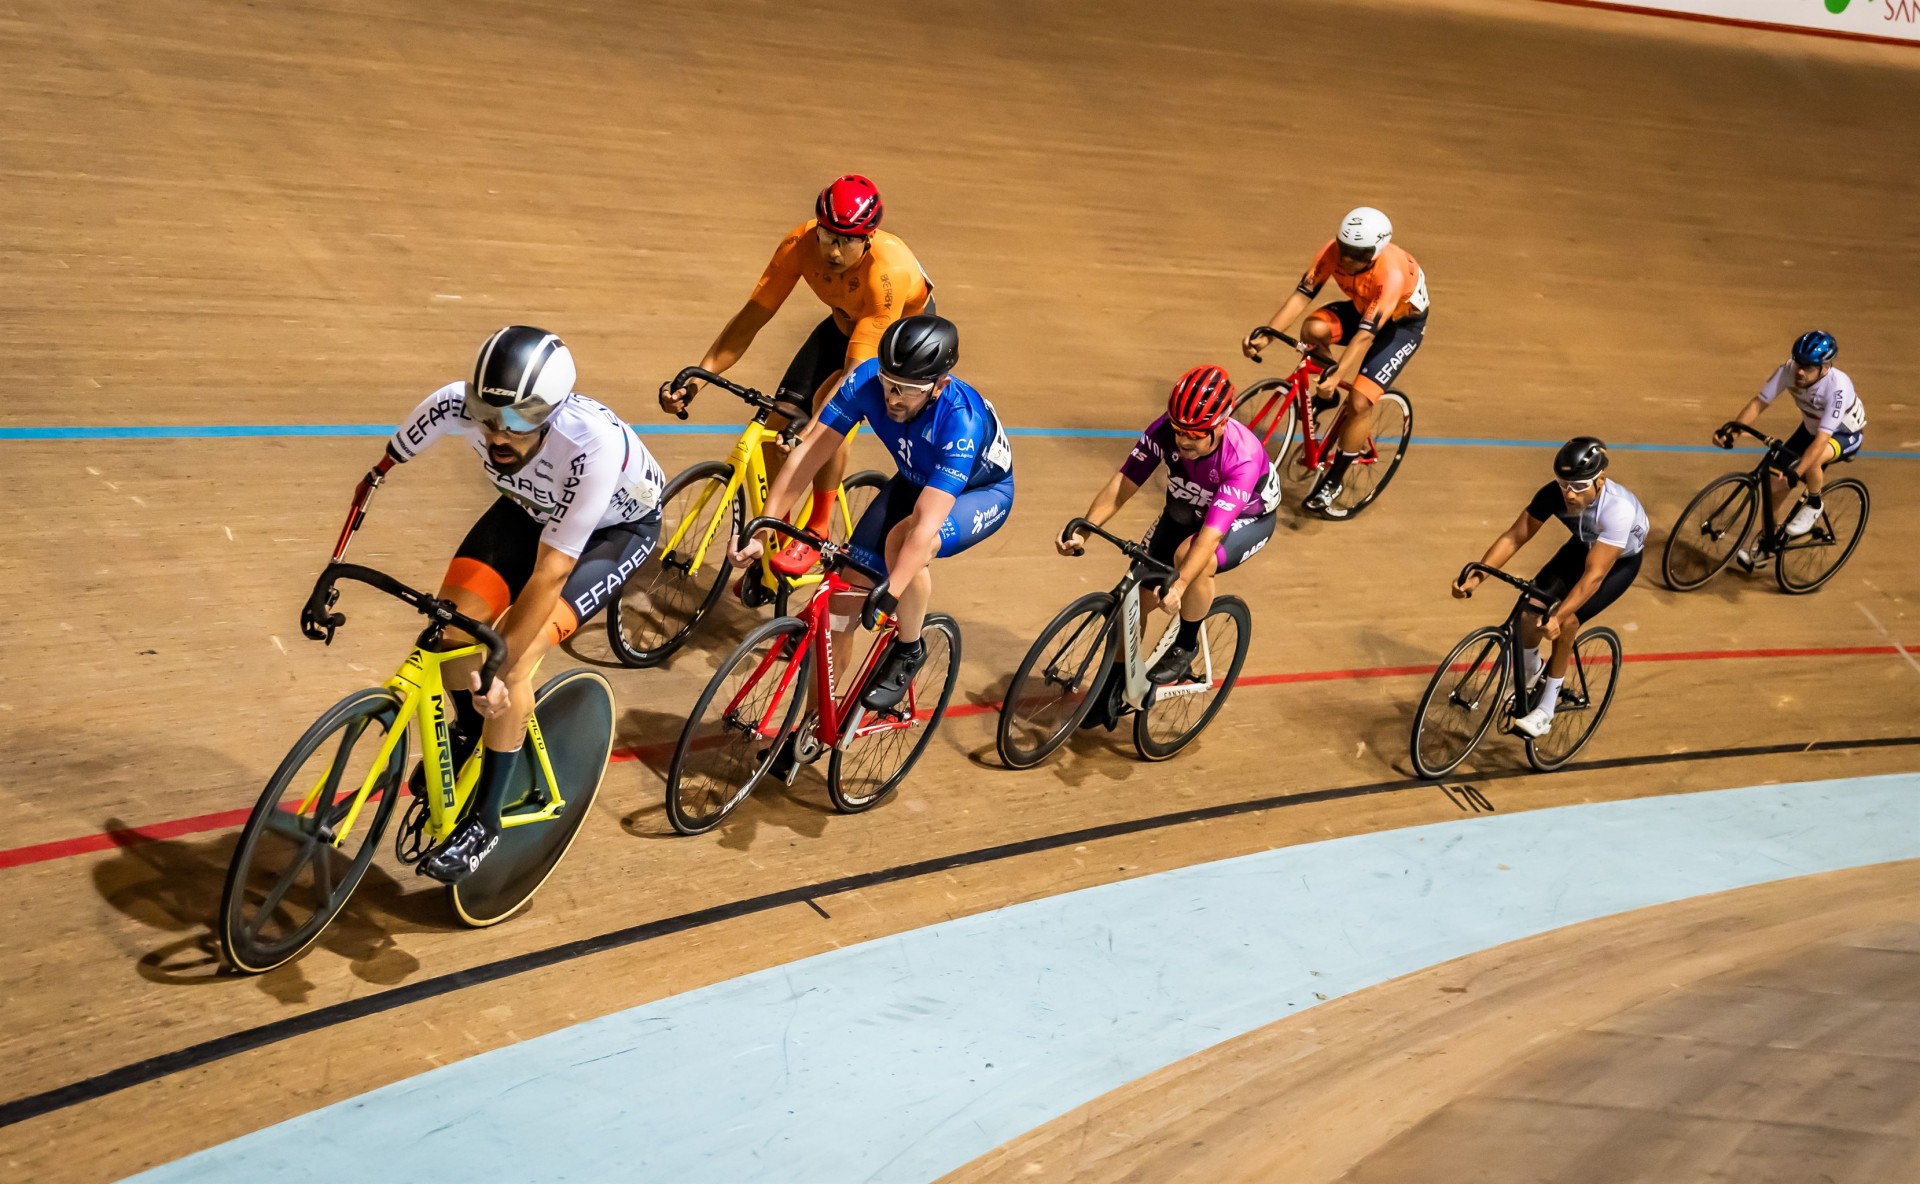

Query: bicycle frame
[[1241, 328, 1379, 470], [1065, 519, 1211, 712]]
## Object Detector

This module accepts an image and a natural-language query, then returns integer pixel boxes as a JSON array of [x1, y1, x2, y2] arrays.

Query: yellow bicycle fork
[[663, 420, 864, 586]]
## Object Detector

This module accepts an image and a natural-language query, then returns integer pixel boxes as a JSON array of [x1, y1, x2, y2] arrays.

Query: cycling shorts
[[443, 497, 661, 644], [777, 294, 940, 414], [847, 469, 1012, 579], [1774, 423, 1864, 483], [1144, 506, 1277, 575], [1529, 538, 1643, 625], [1306, 301, 1426, 394]]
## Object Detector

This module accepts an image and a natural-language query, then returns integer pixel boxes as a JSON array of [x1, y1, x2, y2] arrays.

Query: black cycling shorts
[[1144, 505, 1277, 575], [1529, 537, 1643, 625], [444, 497, 660, 642], [776, 293, 941, 413], [1309, 301, 1427, 393]]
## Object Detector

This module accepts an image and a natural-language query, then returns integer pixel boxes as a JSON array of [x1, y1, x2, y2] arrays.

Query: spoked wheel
[[665, 616, 810, 835], [1525, 628, 1623, 771], [449, 668, 614, 926], [218, 688, 407, 974], [829, 470, 887, 548], [1661, 473, 1757, 592], [1776, 478, 1869, 595], [608, 460, 742, 668], [995, 593, 1119, 769], [1133, 596, 1253, 762], [1234, 379, 1298, 468], [1410, 626, 1511, 780], [829, 615, 962, 811], [1279, 397, 1333, 497], [1322, 389, 1413, 518]]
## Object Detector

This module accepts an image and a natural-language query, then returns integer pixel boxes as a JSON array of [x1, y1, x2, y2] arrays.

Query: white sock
[[1536, 675, 1564, 718], [1523, 647, 1544, 685]]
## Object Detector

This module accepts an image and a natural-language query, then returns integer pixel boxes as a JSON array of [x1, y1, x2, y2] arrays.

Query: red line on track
[[2, 643, 1906, 873], [1536, 0, 1920, 49]]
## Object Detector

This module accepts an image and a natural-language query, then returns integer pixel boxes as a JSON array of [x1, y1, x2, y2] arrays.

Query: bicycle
[[218, 563, 613, 974], [995, 518, 1252, 768], [1235, 325, 1413, 519], [662, 517, 961, 834], [1661, 420, 1870, 595], [606, 366, 885, 667], [1409, 562, 1623, 779]]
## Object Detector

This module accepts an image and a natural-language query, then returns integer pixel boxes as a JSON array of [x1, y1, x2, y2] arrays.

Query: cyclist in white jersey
[[1453, 438, 1647, 739], [335, 326, 666, 882], [1714, 330, 1866, 557]]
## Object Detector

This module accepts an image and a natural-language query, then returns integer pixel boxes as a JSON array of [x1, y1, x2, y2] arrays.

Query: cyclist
[[731, 314, 1011, 714], [1451, 437, 1646, 739], [662, 174, 934, 585], [1060, 365, 1280, 684], [1715, 330, 1867, 565], [337, 326, 666, 882], [1241, 206, 1429, 517]]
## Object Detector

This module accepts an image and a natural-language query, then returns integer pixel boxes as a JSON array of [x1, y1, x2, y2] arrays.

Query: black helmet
[[1553, 436, 1609, 482], [878, 315, 959, 382]]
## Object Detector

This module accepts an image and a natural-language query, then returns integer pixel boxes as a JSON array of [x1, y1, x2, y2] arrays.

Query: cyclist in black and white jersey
[[1452, 437, 1646, 739], [336, 326, 666, 882]]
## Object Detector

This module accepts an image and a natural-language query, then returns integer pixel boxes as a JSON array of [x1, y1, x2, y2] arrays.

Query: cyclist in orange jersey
[[663, 175, 934, 574], [1243, 206, 1429, 518]]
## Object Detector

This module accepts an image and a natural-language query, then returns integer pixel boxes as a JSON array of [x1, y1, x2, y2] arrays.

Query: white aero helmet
[[1336, 206, 1393, 261], [467, 325, 576, 432]]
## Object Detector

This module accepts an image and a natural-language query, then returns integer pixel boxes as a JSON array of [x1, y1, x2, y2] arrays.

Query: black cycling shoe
[[416, 816, 500, 884], [1148, 641, 1199, 685], [860, 639, 927, 712]]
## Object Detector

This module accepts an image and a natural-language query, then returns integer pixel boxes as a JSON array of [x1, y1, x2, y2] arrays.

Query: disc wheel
[[1410, 625, 1512, 780], [995, 593, 1120, 769], [1525, 627, 1623, 771], [1133, 595, 1253, 761], [449, 668, 614, 926], [665, 616, 810, 835], [829, 614, 962, 811], [218, 688, 407, 974], [1776, 478, 1869, 595], [1320, 389, 1413, 518], [1233, 379, 1299, 468], [608, 460, 742, 668], [1661, 472, 1757, 592]]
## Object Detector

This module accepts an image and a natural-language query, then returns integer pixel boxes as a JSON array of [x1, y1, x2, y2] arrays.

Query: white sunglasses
[[880, 372, 939, 395]]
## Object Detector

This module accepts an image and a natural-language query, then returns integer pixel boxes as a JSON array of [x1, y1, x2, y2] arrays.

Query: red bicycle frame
[[1241, 349, 1379, 470]]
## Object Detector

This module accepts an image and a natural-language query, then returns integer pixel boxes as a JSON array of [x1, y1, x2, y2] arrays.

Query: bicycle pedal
[[394, 796, 429, 866], [738, 578, 777, 609]]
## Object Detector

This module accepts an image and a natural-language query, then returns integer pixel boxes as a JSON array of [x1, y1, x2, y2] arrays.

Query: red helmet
[[1168, 365, 1235, 432], [816, 174, 883, 237]]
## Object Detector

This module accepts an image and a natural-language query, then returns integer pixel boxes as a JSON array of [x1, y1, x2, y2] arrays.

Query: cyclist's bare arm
[[1244, 287, 1314, 357], [1061, 471, 1140, 554], [1547, 540, 1622, 635], [885, 485, 958, 597], [1455, 510, 1542, 597], [664, 300, 779, 412], [732, 419, 848, 565], [1320, 326, 1375, 394], [464, 543, 572, 733], [1715, 395, 1767, 445], [1168, 524, 1225, 593]]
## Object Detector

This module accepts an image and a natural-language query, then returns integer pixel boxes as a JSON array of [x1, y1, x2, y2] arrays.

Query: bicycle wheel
[[1526, 627, 1623, 771], [1776, 478, 1869, 595], [608, 460, 742, 667], [218, 688, 407, 974], [830, 469, 887, 547], [1327, 390, 1413, 518], [996, 592, 1120, 769], [1409, 625, 1511, 779], [1133, 596, 1253, 761], [665, 615, 811, 834], [1661, 473, 1757, 592], [449, 668, 614, 926], [829, 614, 962, 811], [1234, 379, 1298, 467]]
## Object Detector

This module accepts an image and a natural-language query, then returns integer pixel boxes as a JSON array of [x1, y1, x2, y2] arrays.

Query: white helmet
[[1336, 207, 1393, 260], [468, 326, 576, 431]]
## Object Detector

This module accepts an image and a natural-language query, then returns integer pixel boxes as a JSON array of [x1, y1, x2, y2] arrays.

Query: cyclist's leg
[[803, 367, 855, 537], [1333, 313, 1424, 462], [1523, 538, 1586, 682], [1136, 506, 1194, 620], [431, 499, 538, 776], [766, 317, 850, 490]]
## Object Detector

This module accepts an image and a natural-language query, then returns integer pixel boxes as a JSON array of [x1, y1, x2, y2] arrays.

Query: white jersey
[[388, 383, 666, 559], [1527, 478, 1648, 558], [1759, 364, 1866, 437]]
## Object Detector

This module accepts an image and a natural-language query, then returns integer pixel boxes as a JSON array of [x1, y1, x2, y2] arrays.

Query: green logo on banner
[[1825, 0, 1849, 14]]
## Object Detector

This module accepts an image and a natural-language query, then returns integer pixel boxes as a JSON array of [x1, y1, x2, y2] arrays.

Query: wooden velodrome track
[[3, 0, 1917, 1179]]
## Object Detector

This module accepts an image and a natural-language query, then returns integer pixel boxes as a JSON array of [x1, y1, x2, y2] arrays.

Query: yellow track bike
[[217, 561, 613, 974], [608, 366, 884, 667]]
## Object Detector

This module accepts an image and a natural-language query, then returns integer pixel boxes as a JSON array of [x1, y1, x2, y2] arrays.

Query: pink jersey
[[1120, 416, 1282, 534]]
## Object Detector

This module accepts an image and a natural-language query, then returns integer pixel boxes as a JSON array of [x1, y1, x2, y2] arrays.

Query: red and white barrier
[[1549, 0, 1920, 44]]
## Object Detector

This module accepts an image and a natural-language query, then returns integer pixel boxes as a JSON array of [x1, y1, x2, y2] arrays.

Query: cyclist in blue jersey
[[735, 315, 1013, 711]]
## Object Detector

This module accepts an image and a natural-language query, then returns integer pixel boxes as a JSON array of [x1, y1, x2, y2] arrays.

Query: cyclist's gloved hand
[[1712, 423, 1736, 449], [862, 585, 898, 631], [659, 378, 695, 420]]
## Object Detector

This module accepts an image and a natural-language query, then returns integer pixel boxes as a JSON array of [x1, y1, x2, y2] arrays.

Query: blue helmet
[[1791, 330, 1837, 367]]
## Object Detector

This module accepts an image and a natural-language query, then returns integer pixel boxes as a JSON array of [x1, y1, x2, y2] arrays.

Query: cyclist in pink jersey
[[1061, 366, 1280, 683]]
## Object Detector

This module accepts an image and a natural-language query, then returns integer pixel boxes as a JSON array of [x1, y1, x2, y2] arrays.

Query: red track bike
[[662, 517, 962, 834], [1235, 326, 1414, 519]]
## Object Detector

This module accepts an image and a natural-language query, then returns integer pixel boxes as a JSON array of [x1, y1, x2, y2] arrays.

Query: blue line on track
[[1, 423, 1913, 459]]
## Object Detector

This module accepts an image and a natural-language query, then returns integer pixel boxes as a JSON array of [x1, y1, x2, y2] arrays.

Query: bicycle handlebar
[[1714, 420, 1782, 452], [740, 515, 885, 587], [1061, 517, 1176, 577], [300, 562, 509, 694], [1246, 326, 1338, 371], [1456, 562, 1557, 615]]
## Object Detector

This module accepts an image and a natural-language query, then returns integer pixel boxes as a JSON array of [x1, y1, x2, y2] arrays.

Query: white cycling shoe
[[1511, 705, 1555, 738], [1784, 502, 1822, 538]]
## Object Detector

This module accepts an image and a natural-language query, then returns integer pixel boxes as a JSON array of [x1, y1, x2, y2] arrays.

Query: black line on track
[[5, 732, 1917, 1130]]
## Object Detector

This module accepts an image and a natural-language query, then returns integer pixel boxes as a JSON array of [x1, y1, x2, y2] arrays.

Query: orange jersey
[[1300, 240, 1430, 328], [748, 220, 934, 365]]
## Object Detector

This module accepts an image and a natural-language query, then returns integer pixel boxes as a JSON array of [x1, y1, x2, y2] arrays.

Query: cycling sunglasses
[[1555, 476, 1598, 493], [464, 384, 558, 433], [1169, 422, 1220, 440], [880, 372, 939, 396]]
